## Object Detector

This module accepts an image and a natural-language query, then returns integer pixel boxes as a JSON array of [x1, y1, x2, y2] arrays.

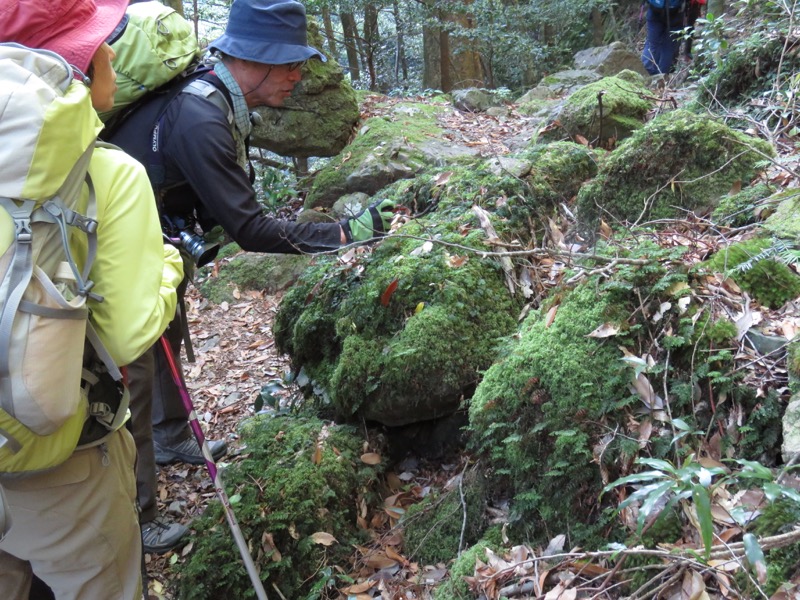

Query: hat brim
[[44, 0, 128, 74], [209, 34, 327, 65]]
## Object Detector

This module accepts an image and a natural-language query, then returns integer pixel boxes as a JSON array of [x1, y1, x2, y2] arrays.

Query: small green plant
[[603, 452, 725, 559], [256, 165, 298, 212]]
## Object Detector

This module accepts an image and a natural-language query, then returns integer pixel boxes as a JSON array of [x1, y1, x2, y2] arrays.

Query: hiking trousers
[[0, 428, 142, 600], [129, 276, 191, 523], [641, 7, 684, 75]]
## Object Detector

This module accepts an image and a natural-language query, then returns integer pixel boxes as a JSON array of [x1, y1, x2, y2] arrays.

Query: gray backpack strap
[[0, 198, 37, 403], [0, 143, 100, 440], [0, 483, 10, 542], [182, 79, 234, 126]]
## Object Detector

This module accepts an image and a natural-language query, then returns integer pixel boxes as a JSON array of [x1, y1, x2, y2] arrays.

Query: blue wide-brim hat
[[209, 0, 326, 65]]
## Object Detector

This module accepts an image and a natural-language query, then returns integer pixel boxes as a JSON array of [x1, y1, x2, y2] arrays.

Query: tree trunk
[[392, 0, 408, 83], [322, 7, 337, 57], [440, 27, 452, 92], [340, 12, 360, 81], [591, 6, 604, 46], [363, 3, 379, 90], [422, 23, 442, 90], [447, 2, 484, 89]]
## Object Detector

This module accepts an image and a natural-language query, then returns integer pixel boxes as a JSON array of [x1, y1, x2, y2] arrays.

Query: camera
[[162, 215, 220, 268]]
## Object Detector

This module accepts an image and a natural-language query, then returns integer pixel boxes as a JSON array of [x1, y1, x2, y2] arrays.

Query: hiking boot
[[141, 517, 188, 554], [154, 437, 227, 465]]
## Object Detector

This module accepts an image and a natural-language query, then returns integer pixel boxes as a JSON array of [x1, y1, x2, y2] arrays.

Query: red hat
[[0, 0, 128, 77]]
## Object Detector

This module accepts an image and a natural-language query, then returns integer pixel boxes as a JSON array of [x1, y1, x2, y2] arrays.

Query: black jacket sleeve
[[160, 92, 343, 255]]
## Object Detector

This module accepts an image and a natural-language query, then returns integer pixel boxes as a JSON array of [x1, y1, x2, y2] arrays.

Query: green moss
[[175, 414, 382, 600], [468, 280, 632, 542], [705, 318, 739, 345], [198, 253, 312, 304], [274, 218, 520, 425], [696, 34, 800, 109], [541, 71, 653, 143], [712, 183, 773, 228], [706, 238, 800, 309], [764, 189, 800, 239], [402, 471, 486, 566], [433, 538, 498, 600], [306, 106, 447, 207], [576, 110, 774, 226], [742, 500, 800, 596]]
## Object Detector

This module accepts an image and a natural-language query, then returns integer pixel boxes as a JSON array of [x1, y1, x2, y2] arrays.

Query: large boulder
[[305, 102, 479, 209], [273, 218, 520, 426], [540, 70, 652, 145], [573, 41, 650, 78], [249, 24, 359, 157], [577, 109, 774, 226], [452, 88, 503, 112]]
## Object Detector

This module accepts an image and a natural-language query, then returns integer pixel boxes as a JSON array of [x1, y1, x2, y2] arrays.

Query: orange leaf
[[380, 279, 399, 307]]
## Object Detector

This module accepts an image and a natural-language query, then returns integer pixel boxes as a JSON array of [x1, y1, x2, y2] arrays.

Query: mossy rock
[[199, 253, 314, 305], [764, 188, 800, 239], [712, 182, 773, 228], [305, 103, 450, 208], [433, 538, 499, 600], [468, 279, 632, 542], [249, 22, 359, 158], [273, 214, 520, 427], [175, 414, 383, 600], [402, 469, 486, 566], [705, 238, 800, 309], [790, 339, 800, 393], [541, 70, 652, 144], [576, 109, 774, 226], [378, 141, 597, 247], [696, 34, 800, 110]]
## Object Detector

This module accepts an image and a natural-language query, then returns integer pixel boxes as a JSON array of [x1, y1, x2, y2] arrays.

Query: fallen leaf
[[360, 452, 382, 465], [380, 279, 399, 307], [310, 532, 338, 546], [586, 322, 620, 338]]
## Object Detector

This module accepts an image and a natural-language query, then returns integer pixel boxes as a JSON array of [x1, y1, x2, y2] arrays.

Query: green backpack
[[99, 1, 201, 122], [0, 44, 127, 476]]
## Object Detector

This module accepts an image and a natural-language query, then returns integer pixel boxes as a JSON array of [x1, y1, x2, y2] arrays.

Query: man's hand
[[342, 199, 396, 243]]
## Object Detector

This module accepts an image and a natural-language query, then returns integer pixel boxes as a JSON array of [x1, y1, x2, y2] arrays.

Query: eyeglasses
[[286, 60, 307, 72]]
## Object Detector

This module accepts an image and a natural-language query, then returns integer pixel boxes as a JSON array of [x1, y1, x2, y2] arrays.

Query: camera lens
[[179, 231, 220, 267]]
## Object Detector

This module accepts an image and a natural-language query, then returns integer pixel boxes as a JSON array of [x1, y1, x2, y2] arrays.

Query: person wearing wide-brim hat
[[0, 0, 185, 597], [107, 0, 397, 556]]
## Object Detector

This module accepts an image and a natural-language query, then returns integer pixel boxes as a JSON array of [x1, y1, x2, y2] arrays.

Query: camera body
[[162, 215, 220, 268]]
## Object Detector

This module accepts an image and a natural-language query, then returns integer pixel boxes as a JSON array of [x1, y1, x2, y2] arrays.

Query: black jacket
[[105, 71, 343, 255]]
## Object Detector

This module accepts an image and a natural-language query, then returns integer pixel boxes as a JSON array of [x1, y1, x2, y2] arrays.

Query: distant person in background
[[641, 1, 688, 75], [683, 0, 706, 62]]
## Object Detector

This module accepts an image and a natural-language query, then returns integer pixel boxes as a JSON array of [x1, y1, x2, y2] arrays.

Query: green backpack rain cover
[[99, 1, 200, 122], [0, 44, 126, 476]]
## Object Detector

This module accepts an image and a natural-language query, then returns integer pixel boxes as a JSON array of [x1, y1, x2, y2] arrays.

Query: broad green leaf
[[730, 458, 773, 480], [763, 481, 782, 503], [638, 457, 679, 475], [637, 480, 675, 533], [693, 484, 714, 559], [743, 533, 767, 584], [602, 470, 666, 494], [671, 417, 692, 431]]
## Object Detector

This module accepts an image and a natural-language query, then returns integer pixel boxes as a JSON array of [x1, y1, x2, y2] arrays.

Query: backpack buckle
[[71, 213, 98, 234], [13, 217, 32, 243]]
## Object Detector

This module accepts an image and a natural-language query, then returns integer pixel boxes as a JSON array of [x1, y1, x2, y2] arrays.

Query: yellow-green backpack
[[0, 44, 127, 476], [99, 1, 201, 122]]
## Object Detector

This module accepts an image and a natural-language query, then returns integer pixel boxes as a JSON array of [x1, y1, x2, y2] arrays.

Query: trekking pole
[[159, 336, 269, 600]]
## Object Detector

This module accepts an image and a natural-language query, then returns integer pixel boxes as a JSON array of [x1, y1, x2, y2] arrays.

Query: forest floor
[[145, 71, 800, 599]]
